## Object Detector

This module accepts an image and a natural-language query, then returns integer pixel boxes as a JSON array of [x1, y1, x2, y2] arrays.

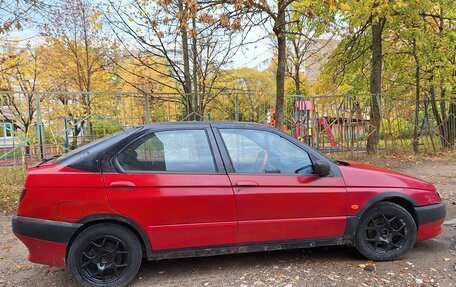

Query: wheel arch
[[67, 214, 153, 259], [358, 192, 418, 226], [344, 192, 419, 243]]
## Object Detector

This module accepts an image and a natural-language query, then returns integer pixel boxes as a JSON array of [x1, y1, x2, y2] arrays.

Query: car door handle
[[235, 180, 258, 187], [109, 181, 136, 188]]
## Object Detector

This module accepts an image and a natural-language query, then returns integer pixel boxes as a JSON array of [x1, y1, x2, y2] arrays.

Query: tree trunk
[[177, 0, 193, 114], [429, 83, 447, 147], [294, 62, 300, 95], [367, 17, 385, 154], [428, 6, 454, 149], [274, 8, 286, 130], [82, 4, 93, 140], [292, 39, 301, 95], [191, 15, 199, 120], [412, 40, 420, 154]]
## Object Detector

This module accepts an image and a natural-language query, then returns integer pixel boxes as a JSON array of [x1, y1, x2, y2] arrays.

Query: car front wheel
[[355, 202, 417, 261], [68, 223, 142, 287]]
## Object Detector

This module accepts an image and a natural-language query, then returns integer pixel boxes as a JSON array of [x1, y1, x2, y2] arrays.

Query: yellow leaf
[[339, 3, 350, 11]]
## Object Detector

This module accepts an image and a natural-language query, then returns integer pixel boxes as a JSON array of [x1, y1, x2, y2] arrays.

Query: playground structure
[[0, 91, 454, 171], [268, 96, 371, 151]]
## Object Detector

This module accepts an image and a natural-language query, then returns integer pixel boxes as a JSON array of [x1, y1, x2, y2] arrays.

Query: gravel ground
[[1, 158, 455, 287]]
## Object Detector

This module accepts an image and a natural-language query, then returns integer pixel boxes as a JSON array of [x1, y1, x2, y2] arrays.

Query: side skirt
[[148, 237, 354, 261]]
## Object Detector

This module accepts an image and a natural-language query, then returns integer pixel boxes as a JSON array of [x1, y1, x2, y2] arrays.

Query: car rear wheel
[[68, 223, 142, 287], [355, 202, 417, 261]]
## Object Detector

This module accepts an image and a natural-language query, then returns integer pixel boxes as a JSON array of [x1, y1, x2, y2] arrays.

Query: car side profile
[[12, 122, 446, 287]]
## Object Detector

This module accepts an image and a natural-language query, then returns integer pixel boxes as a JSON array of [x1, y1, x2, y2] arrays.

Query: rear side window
[[116, 129, 216, 173]]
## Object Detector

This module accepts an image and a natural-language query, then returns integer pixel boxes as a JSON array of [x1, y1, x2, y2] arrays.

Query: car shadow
[[136, 245, 363, 277], [135, 238, 451, 280], [44, 240, 450, 286]]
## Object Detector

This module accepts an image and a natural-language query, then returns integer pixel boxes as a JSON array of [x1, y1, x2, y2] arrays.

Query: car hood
[[338, 161, 436, 191]]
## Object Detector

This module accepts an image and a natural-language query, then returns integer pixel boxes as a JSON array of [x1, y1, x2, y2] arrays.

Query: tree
[[212, 67, 275, 121], [106, 0, 246, 120], [336, 0, 396, 154], [285, 9, 336, 95], [320, 0, 455, 152], [418, 1, 455, 148], [320, 1, 413, 153], [41, 0, 110, 148], [0, 1, 47, 75], [368, 13, 385, 154], [231, 0, 296, 129], [0, 0, 45, 35], [0, 44, 41, 136], [217, 0, 337, 129]]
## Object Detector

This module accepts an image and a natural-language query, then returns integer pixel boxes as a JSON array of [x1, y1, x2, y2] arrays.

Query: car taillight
[[19, 188, 27, 202]]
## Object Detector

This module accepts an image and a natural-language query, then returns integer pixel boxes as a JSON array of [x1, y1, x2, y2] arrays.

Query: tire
[[355, 202, 417, 261], [68, 223, 142, 287]]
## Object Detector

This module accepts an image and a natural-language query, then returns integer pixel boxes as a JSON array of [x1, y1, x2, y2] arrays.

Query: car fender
[[343, 192, 418, 244]]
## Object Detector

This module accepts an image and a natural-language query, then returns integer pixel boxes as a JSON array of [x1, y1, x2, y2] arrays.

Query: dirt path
[[1, 159, 455, 287]]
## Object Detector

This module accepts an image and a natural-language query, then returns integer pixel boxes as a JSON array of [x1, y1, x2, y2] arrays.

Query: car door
[[103, 125, 237, 251], [213, 125, 347, 244]]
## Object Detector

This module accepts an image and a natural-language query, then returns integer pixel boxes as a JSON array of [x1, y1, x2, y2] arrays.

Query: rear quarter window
[[55, 127, 141, 171]]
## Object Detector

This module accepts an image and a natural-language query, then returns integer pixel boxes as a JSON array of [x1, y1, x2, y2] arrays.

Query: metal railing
[[0, 91, 455, 173]]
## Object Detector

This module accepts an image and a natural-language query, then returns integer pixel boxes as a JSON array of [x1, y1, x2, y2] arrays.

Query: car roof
[[141, 121, 268, 129]]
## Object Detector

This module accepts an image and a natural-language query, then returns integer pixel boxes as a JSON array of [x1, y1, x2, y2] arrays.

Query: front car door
[[103, 125, 237, 251], [213, 124, 347, 244]]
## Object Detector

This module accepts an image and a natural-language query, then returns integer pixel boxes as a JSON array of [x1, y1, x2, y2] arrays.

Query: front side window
[[117, 129, 216, 173], [220, 129, 313, 175]]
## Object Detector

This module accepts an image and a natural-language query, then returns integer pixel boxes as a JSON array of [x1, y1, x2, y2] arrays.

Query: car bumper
[[12, 215, 82, 267], [414, 203, 446, 241]]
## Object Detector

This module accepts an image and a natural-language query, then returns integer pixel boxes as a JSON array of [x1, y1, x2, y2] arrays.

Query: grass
[[0, 167, 26, 214]]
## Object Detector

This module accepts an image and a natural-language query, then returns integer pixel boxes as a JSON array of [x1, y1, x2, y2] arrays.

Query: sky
[[4, 25, 273, 70], [227, 25, 273, 69], [1, 1, 274, 70]]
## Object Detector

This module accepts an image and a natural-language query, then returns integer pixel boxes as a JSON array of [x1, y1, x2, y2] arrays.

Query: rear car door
[[103, 125, 237, 251], [213, 125, 347, 244]]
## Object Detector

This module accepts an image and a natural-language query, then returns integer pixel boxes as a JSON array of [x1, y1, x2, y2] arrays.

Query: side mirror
[[313, 160, 331, 177]]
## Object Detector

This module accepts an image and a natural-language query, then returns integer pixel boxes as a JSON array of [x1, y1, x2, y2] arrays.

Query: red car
[[13, 122, 445, 286]]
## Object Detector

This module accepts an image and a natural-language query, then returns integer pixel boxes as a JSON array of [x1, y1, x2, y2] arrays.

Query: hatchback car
[[13, 122, 445, 286]]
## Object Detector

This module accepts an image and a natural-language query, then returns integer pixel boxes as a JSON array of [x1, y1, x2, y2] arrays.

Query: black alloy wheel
[[79, 235, 129, 284], [355, 202, 417, 261], [68, 223, 142, 287], [363, 214, 407, 252]]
